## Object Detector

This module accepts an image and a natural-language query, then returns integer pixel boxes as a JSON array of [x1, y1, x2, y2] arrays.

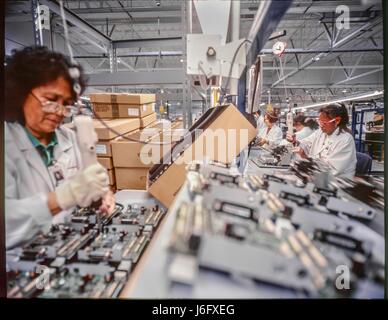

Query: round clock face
[[272, 41, 286, 56]]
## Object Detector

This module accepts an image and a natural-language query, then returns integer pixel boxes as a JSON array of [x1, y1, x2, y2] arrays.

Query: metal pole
[[31, 0, 43, 46]]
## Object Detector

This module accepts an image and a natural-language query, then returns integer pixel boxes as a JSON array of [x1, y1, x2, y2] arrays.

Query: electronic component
[[7, 202, 165, 298], [251, 145, 292, 167]]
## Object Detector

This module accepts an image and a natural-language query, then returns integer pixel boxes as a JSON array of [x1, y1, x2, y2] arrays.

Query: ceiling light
[[294, 90, 384, 111], [259, 103, 265, 106]]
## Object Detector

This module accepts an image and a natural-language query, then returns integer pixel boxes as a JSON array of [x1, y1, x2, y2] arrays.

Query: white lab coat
[[256, 115, 265, 132], [257, 124, 283, 147], [5, 122, 82, 249], [299, 127, 357, 178], [295, 126, 314, 140]]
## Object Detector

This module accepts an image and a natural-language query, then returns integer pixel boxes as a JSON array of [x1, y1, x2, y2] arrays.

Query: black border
[[0, 0, 387, 304], [0, 0, 6, 299], [383, 0, 388, 300]]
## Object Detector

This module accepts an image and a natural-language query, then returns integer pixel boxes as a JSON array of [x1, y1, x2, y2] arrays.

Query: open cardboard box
[[147, 104, 257, 207]]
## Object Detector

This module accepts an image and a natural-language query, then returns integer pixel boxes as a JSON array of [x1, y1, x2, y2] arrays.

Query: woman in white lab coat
[[5, 47, 114, 249], [287, 103, 357, 178], [256, 110, 283, 148]]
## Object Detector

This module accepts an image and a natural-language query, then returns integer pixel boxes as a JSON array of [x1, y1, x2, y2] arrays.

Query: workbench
[[119, 149, 384, 299]]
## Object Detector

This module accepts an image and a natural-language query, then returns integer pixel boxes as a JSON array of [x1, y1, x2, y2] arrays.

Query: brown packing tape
[[112, 103, 119, 118]]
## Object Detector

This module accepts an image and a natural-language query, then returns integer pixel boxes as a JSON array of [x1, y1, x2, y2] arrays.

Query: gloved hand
[[55, 163, 109, 210]]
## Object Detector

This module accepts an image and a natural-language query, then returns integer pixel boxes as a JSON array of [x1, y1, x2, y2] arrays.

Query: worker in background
[[254, 109, 265, 132], [293, 114, 318, 140], [256, 108, 283, 147], [4, 46, 115, 249], [287, 103, 357, 178]]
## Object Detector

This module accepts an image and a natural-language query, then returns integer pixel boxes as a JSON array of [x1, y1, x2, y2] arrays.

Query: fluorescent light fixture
[[259, 102, 265, 106], [294, 90, 384, 111]]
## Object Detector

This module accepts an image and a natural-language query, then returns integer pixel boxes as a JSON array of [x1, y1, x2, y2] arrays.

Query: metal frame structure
[[5, 0, 384, 110]]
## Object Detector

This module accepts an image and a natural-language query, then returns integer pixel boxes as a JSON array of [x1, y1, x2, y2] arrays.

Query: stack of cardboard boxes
[[111, 120, 183, 190], [90, 93, 184, 191], [90, 93, 157, 192]]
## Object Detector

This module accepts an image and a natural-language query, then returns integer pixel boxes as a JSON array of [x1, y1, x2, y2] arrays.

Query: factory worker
[[254, 110, 265, 131], [4, 46, 115, 249], [287, 103, 357, 178], [256, 109, 283, 148], [293, 114, 318, 140]]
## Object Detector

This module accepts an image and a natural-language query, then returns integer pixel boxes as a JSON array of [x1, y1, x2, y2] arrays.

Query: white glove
[[55, 163, 109, 210]]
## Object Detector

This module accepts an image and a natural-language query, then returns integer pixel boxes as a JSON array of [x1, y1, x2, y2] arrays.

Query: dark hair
[[5, 46, 87, 125], [293, 114, 306, 125], [265, 113, 278, 123], [304, 118, 319, 130], [319, 103, 351, 134]]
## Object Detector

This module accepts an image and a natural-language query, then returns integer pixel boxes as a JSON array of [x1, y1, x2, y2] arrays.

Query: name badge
[[48, 161, 65, 187]]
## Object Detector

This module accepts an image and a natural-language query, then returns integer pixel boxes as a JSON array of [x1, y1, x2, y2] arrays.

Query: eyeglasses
[[318, 118, 336, 126], [30, 92, 78, 117]]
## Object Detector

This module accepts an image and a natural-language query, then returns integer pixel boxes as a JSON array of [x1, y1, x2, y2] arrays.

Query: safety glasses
[[29, 92, 78, 117], [318, 118, 336, 126]]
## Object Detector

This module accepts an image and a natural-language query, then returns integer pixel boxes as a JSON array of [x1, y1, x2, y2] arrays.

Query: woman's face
[[318, 112, 340, 135], [23, 77, 73, 134]]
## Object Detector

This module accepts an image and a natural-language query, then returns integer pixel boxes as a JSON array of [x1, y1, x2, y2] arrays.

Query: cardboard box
[[140, 112, 157, 128], [96, 140, 113, 157], [108, 168, 115, 186], [148, 104, 257, 207], [90, 93, 156, 119], [91, 102, 155, 119], [115, 168, 149, 190], [111, 129, 173, 168], [90, 93, 156, 105], [93, 118, 140, 140], [97, 157, 113, 170]]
